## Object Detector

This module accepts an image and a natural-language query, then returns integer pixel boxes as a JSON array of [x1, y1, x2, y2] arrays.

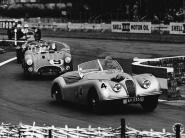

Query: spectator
[[125, 4, 130, 20], [176, 8, 185, 22], [164, 10, 174, 24], [16, 24, 24, 40], [34, 28, 41, 41], [21, 24, 29, 39], [132, 1, 139, 21], [152, 14, 160, 24]]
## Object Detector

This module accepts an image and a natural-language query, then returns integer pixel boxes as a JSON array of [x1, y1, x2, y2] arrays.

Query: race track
[[0, 37, 185, 132]]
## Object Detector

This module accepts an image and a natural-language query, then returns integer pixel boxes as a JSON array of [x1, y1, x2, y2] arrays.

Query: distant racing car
[[51, 58, 161, 113], [22, 40, 73, 76]]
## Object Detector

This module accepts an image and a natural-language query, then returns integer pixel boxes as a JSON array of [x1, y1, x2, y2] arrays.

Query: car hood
[[28, 50, 70, 60], [25, 50, 71, 69]]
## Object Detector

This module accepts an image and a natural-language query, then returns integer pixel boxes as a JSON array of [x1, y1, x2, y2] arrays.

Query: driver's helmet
[[17, 24, 22, 28], [24, 24, 29, 28], [103, 56, 114, 69], [40, 46, 47, 52], [51, 43, 56, 50], [105, 56, 113, 61]]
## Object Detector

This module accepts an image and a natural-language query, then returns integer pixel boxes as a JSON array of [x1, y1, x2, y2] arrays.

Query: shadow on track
[[18, 73, 58, 81], [48, 100, 148, 116]]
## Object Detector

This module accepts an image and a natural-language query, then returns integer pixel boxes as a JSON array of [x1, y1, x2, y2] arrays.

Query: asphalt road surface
[[0, 37, 185, 132]]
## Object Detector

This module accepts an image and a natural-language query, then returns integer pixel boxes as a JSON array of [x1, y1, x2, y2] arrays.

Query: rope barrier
[[0, 122, 184, 138]]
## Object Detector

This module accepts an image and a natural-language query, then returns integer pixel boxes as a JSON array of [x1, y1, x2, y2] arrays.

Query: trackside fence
[[0, 119, 184, 138]]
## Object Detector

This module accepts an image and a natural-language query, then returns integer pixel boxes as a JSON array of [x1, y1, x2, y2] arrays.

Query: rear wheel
[[141, 95, 159, 112], [88, 88, 102, 113], [53, 84, 63, 104]]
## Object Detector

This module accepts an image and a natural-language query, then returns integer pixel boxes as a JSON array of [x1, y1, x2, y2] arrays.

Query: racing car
[[7, 25, 35, 40], [22, 40, 73, 76], [51, 58, 162, 113]]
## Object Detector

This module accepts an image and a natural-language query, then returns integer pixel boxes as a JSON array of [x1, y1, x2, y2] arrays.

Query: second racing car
[[22, 40, 73, 76]]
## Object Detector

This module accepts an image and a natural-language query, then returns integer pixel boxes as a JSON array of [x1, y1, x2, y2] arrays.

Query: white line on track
[[0, 57, 17, 67]]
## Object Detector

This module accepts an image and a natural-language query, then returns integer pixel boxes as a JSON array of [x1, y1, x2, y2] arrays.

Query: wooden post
[[175, 124, 181, 138], [49, 129, 52, 138], [18, 128, 21, 138], [121, 118, 126, 138]]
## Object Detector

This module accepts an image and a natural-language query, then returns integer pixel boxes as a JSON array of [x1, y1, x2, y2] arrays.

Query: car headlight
[[142, 80, 151, 89], [51, 44, 56, 49], [26, 59, 33, 66], [60, 59, 64, 65], [65, 57, 71, 63], [113, 83, 122, 92]]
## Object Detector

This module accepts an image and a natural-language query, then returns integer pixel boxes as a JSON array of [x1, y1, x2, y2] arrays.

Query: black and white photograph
[[0, 0, 185, 137]]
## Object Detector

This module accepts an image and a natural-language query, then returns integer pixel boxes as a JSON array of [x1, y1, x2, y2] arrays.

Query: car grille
[[125, 80, 136, 97], [38, 66, 61, 73]]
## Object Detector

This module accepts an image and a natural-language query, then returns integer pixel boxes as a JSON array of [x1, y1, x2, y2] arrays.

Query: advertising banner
[[170, 22, 185, 35], [0, 21, 15, 29], [130, 22, 151, 33], [67, 23, 84, 31], [111, 22, 151, 33], [111, 22, 130, 33], [53, 23, 68, 30], [84, 23, 102, 31]]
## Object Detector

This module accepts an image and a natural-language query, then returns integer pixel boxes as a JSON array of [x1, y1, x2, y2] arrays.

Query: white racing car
[[22, 40, 73, 76], [51, 58, 161, 113]]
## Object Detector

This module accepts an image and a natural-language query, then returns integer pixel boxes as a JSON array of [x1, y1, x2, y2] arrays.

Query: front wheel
[[23, 69, 32, 78], [141, 95, 159, 112], [88, 89, 102, 113]]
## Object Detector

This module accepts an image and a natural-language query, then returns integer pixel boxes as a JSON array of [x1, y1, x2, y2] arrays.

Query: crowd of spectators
[[151, 8, 185, 24], [0, 0, 184, 24], [107, 0, 184, 24]]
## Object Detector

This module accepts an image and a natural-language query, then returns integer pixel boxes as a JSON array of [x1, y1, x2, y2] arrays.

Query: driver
[[103, 56, 114, 69]]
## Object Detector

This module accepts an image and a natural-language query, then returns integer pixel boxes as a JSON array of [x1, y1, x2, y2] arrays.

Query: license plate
[[123, 97, 144, 104]]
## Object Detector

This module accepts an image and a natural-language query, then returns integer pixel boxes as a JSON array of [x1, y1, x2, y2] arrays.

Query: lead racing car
[[51, 58, 162, 113], [22, 40, 73, 76]]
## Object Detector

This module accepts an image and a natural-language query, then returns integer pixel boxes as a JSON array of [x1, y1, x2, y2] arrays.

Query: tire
[[141, 95, 159, 112], [23, 69, 31, 78], [88, 88, 102, 114], [52, 84, 63, 104], [69, 60, 73, 71], [16, 49, 22, 64], [17, 57, 21, 64], [16, 55, 22, 64]]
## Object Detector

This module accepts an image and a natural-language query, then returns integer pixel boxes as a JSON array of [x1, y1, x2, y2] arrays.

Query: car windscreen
[[48, 41, 69, 51], [99, 59, 123, 71], [78, 60, 101, 73]]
